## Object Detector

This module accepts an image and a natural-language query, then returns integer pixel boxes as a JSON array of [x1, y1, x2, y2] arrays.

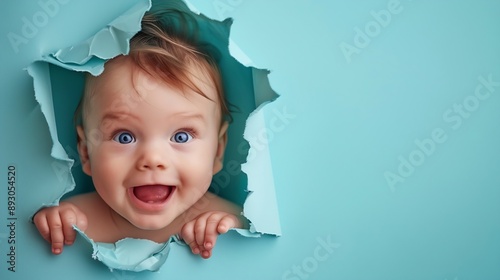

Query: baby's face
[[79, 56, 226, 230]]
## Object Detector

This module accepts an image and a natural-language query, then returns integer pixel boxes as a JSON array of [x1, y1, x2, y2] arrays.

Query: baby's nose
[[137, 144, 168, 170]]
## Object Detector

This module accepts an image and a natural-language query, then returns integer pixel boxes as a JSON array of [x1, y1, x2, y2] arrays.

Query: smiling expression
[[77, 55, 227, 230]]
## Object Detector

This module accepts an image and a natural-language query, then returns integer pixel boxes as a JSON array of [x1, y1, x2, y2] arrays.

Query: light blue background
[[1, 0, 500, 279]]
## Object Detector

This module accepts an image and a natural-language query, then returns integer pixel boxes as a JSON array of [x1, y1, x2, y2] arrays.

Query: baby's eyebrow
[[99, 111, 139, 128], [170, 112, 207, 121]]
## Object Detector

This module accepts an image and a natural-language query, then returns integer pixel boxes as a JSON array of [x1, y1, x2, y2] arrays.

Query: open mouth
[[129, 185, 175, 210]]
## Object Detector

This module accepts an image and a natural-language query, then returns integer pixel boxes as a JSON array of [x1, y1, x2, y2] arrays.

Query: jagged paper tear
[[27, 0, 281, 272]]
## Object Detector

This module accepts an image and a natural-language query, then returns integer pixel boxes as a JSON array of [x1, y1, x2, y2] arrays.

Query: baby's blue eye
[[171, 131, 192, 143], [113, 131, 135, 144]]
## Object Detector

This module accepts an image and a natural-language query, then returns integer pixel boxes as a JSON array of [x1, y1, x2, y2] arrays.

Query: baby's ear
[[76, 126, 92, 176], [213, 122, 229, 174]]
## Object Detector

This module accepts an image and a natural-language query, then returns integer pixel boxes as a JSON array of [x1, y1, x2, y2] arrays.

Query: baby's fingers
[[216, 214, 240, 234], [33, 211, 51, 244], [202, 213, 224, 252], [47, 210, 65, 255], [180, 221, 200, 255], [59, 207, 79, 246], [201, 213, 239, 259]]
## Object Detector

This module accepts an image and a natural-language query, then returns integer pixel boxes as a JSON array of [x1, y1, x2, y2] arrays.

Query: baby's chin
[[129, 217, 176, 231]]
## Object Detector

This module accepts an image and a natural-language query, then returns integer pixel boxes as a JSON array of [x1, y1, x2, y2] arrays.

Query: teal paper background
[[1, 0, 500, 279]]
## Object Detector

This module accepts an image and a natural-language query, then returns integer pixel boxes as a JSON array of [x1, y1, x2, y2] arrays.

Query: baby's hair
[[75, 9, 230, 127]]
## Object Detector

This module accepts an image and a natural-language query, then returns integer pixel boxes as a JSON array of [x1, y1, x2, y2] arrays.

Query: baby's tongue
[[133, 185, 171, 203]]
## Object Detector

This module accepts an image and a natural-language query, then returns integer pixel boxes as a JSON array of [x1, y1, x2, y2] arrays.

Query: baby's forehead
[[84, 56, 222, 122]]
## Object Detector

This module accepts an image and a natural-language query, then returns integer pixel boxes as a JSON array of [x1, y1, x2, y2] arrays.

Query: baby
[[34, 11, 246, 260]]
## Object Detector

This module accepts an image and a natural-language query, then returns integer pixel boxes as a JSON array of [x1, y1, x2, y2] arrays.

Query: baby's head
[[75, 11, 230, 230]]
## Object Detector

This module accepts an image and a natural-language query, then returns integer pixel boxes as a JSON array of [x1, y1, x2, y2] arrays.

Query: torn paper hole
[[28, 0, 281, 272]]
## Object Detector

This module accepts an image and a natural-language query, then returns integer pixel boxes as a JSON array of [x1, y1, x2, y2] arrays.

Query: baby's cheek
[[90, 160, 118, 186], [190, 163, 214, 188], [180, 170, 212, 203]]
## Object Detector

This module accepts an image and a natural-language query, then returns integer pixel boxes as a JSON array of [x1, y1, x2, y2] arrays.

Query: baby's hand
[[33, 202, 88, 255], [180, 211, 242, 259]]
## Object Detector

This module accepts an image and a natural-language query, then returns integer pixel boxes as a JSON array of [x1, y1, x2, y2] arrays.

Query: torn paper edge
[[43, 0, 150, 76], [74, 226, 172, 272], [241, 69, 282, 236], [27, 62, 75, 206]]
